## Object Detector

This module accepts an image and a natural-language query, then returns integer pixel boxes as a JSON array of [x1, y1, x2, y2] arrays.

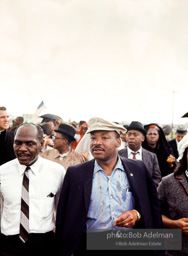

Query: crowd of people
[[0, 106, 188, 256]]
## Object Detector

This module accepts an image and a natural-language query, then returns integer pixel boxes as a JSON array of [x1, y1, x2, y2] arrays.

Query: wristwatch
[[134, 210, 141, 221]]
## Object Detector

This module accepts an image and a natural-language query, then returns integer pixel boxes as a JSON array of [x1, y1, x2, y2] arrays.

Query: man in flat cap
[[118, 121, 161, 187], [56, 117, 164, 256], [169, 125, 187, 159]]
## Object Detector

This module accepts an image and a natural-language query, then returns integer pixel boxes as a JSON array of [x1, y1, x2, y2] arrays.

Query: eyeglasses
[[52, 136, 64, 140], [127, 132, 140, 137]]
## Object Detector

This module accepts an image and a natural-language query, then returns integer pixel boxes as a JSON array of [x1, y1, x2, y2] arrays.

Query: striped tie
[[20, 166, 30, 243]]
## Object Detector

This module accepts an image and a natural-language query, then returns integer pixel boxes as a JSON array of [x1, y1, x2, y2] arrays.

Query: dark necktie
[[20, 166, 30, 243], [131, 152, 138, 159]]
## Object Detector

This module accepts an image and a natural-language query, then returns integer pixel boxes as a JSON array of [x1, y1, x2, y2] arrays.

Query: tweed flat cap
[[87, 117, 127, 135]]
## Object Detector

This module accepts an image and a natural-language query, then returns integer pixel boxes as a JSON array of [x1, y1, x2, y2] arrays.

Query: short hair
[[79, 120, 86, 126], [0, 106, 7, 111], [174, 147, 188, 175], [61, 133, 74, 144], [40, 122, 53, 136], [17, 116, 24, 123], [71, 122, 77, 129], [15, 123, 44, 142]]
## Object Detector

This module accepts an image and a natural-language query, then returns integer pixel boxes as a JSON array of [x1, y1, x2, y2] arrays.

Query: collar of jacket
[[175, 172, 188, 195]]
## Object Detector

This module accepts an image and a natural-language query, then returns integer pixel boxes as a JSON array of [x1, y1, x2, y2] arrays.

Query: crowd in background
[[0, 106, 188, 256]]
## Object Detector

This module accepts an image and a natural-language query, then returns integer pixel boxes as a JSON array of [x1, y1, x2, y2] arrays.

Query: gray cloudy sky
[[1, 0, 188, 125]]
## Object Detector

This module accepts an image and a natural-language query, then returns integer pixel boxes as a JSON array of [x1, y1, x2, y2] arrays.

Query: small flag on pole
[[33, 101, 46, 123]]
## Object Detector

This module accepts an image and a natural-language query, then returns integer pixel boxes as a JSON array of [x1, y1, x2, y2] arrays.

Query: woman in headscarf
[[142, 123, 176, 177], [157, 133, 188, 256], [72, 122, 88, 150]]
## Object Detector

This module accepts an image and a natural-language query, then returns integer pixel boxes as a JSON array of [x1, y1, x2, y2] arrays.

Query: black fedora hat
[[54, 123, 76, 141], [127, 121, 146, 136]]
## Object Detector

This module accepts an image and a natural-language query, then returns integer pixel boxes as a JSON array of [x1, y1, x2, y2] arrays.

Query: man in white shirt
[[118, 121, 161, 187], [0, 123, 66, 256]]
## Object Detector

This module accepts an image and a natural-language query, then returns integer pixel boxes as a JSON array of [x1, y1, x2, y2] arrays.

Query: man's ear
[[40, 140, 44, 149], [116, 138, 121, 148]]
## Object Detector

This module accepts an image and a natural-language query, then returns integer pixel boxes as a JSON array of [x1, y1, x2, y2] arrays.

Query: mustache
[[91, 146, 104, 150]]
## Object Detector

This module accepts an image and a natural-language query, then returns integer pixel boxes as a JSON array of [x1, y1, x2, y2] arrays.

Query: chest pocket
[[40, 197, 55, 217]]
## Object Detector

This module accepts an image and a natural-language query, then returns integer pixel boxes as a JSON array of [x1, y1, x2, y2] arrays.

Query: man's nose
[[94, 138, 102, 145], [19, 143, 27, 151]]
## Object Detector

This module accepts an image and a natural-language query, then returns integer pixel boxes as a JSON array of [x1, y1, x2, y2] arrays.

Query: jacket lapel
[[142, 149, 146, 162], [84, 159, 95, 212], [142, 149, 149, 166], [124, 147, 128, 158], [175, 173, 188, 195]]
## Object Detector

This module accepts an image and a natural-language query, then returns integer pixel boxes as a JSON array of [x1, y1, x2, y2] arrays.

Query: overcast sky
[[1, 0, 188, 126]]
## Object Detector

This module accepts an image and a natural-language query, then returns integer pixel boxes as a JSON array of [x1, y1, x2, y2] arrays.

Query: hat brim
[[54, 130, 76, 141], [87, 127, 124, 135], [176, 130, 187, 134], [127, 127, 146, 136]]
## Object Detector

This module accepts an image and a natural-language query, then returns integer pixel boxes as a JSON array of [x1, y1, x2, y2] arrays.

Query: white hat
[[176, 125, 187, 134], [177, 133, 188, 161]]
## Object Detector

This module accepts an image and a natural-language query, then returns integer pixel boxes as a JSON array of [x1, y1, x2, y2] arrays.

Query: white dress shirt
[[0, 156, 66, 236], [127, 146, 142, 160]]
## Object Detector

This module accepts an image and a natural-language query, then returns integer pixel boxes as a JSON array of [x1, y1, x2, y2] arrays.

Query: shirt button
[[111, 195, 113, 199]]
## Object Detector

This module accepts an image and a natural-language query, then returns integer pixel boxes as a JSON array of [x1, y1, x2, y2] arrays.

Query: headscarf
[[72, 122, 88, 150], [177, 133, 188, 162], [142, 123, 173, 177], [143, 123, 172, 157]]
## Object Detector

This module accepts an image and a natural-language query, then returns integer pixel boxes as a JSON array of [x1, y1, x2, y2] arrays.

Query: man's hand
[[176, 218, 188, 235], [114, 210, 138, 228], [166, 154, 175, 168]]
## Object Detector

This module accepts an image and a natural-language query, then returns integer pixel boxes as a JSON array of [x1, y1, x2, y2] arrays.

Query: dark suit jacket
[[0, 129, 16, 165], [118, 147, 161, 187], [56, 157, 163, 256], [168, 139, 179, 159]]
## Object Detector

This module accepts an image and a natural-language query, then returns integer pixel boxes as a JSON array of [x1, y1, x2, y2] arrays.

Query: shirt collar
[[59, 151, 70, 159], [93, 156, 124, 175], [127, 146, 142, 155], [17, 156, 42, 176], [54, 149, 71, 159]]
